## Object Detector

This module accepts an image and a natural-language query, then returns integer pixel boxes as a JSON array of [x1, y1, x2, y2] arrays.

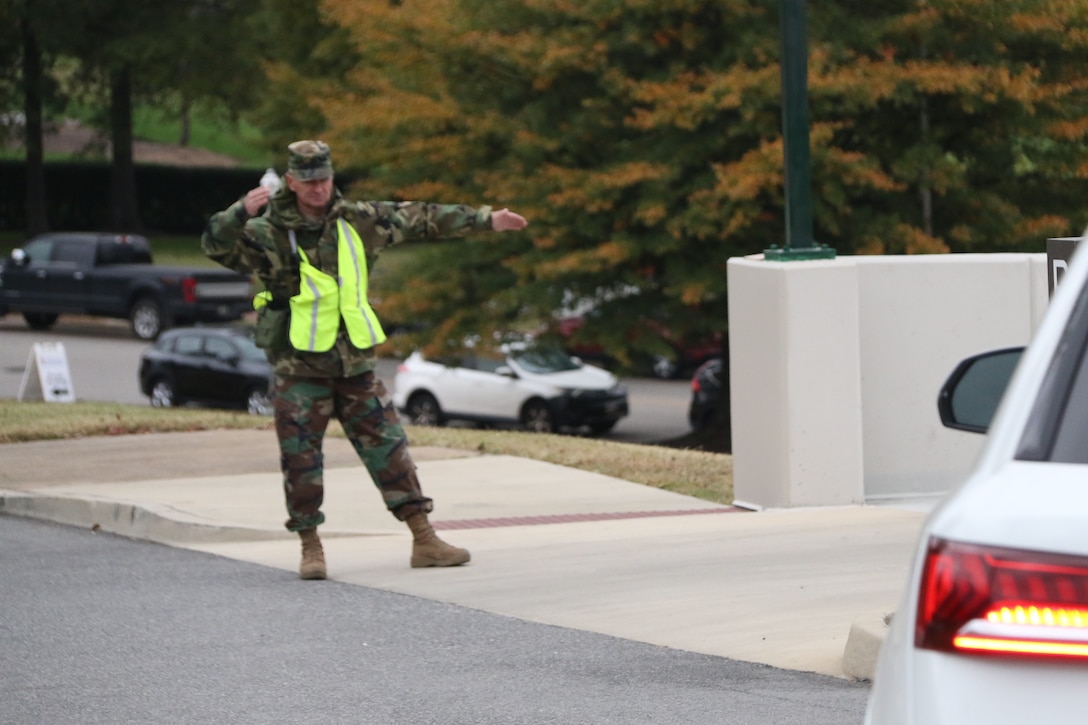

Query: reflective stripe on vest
[[287, 218, 387, 352]]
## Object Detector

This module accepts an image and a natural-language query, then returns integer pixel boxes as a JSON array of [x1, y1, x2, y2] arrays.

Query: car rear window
[[95, 236, 152, 264], [1017, 278, 1088, 463], [54, 238, 97, 267], [205, 337, 237, 362], [513, 346, 581, 374], [174, 334, 204, 357], [234, 335, 268, 363]]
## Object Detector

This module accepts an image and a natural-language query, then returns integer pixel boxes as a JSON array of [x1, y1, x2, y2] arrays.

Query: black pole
[[765, 0, 834, 261]]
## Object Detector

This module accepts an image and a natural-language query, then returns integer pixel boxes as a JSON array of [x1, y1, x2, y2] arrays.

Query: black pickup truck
[[0, 232, 254, 340]]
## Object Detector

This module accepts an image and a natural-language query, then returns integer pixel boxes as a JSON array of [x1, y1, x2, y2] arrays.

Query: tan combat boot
[[405, 512, 471, 568], [298, 528, 327, 580]]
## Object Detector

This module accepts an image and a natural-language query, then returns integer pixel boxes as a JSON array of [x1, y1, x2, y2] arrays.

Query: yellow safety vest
[[253, 219, 387, 352]]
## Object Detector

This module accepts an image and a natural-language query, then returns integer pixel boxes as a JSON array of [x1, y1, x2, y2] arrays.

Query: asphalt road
[[0, 515, 870, 725], [0, 316, 695, 445]]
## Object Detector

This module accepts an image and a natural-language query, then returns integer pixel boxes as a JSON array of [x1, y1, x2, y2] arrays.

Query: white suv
[[393, 344, 628, 435]]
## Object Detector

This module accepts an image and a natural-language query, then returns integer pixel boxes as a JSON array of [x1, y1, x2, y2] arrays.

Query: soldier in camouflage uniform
[[202, 140, 528, 579]]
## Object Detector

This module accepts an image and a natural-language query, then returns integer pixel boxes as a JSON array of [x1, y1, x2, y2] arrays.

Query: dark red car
[[554, 314, 722, 379]]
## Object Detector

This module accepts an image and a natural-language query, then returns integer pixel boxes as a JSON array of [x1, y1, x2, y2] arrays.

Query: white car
[[865, 246, 1088, 723], [392, 344, 628, 435]]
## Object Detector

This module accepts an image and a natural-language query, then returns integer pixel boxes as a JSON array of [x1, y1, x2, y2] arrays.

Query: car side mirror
[[937, 347, 1024, 434], [495, 365, 517, 378]]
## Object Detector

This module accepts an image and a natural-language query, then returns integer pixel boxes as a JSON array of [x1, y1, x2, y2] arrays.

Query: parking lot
[[0, 316, 697, 445]]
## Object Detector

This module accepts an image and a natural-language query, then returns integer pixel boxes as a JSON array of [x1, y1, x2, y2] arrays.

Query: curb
[[0, 490, 293, 544], [842, 610, 891, 681], [0, 490, 408, 544]]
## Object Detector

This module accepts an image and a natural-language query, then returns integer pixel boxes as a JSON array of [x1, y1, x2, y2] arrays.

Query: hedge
[[0, 161, 357, 235]]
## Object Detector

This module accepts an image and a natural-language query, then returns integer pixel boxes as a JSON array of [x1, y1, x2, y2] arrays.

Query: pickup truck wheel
[[23, 312, 59, 330], [130, 297, 164, 340], [245, 386, 273, 416], [149, 379, 177, 408], [521, 400, 556, 434]]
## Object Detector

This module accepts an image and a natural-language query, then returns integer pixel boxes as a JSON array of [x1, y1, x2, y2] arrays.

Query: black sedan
[[138, 326, 273, 415], [687, 357, 722, 430]]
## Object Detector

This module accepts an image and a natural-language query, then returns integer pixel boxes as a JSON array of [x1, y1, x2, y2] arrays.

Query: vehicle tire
[[521, 400, 556, 434], [692, 409, 714, 432], [149, 378, 177, 408], [23, 312, 59, 330], [588, 420, 617, 436], [650, 354, 679, 380], [130, 296, 164, 340], [406, 392, 444, 426], [245, 386, 273, 416]]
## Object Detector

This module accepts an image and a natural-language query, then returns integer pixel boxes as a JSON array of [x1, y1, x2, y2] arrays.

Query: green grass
[[0, 400, 734, 505], [0, 232, 23, 252], [0, 148, 99, 162], [143, 235, 220, 267], [1, 100, 269, 167], [130, 105, 270, 167]]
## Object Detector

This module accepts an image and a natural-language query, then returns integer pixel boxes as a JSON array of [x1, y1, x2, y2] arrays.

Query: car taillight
[[692, 377, 702, 393], [917, 537, 1088, 659], [181, 277, 198, 303]]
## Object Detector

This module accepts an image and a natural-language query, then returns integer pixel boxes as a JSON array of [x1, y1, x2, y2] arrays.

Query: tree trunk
[[21, 6, 49, 235], [919, 36, 933, 238], [109, 65, 141, 231], [920, 96, 933, 237], [180, 95, 191, 147]]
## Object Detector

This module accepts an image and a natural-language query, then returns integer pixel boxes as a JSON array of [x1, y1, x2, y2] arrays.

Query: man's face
[[286, 174, 334, 216]]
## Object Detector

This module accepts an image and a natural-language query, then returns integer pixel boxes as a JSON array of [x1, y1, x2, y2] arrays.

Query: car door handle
[[73, 271, 84, 280], [35, 270, 46, 278]]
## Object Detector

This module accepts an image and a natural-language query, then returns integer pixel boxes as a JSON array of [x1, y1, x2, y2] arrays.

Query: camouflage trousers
[[273, 372, 433, 532]]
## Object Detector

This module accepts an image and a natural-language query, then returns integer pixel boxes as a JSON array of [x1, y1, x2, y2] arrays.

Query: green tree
[[167, 0, 264, 148], [91, 0, 268, 228], [19, 0, 48, 234], [313, 0, 1088, 451], [804, 0, 1088, 253], [245, 0, 361, 156], [8, 0, 265, 230], [4, 0, 72, 234]]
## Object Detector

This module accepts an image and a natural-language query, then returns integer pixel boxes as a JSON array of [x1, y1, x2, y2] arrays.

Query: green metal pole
[[765, 0, 835, 261]]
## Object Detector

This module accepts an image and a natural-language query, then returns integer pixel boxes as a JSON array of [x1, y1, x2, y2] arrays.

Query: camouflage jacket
[[202, 186, 493, 377]]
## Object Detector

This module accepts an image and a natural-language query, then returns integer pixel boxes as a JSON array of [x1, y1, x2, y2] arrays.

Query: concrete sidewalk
[[0, 430, 926, 680]]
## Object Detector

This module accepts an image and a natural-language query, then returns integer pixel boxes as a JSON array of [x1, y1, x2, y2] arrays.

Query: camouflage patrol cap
[[286, 140, 333, 180]]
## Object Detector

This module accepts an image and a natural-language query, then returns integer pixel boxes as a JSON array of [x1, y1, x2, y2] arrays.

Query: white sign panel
[[18, 342, 76, 403]]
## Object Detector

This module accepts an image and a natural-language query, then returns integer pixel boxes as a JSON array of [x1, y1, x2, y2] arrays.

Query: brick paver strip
[[432, 507, 746, 530]]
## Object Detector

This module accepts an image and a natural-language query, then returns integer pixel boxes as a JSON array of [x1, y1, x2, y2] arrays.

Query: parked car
[[554, 313, 721, 380], [138, 326, 273, 415], [688, 357, 722, 430], [864, 248, 1088, 722], [393, 343, 628, 435]]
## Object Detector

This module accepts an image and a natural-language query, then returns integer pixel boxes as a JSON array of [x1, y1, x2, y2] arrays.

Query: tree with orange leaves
[[297, 0, 1088, 447]]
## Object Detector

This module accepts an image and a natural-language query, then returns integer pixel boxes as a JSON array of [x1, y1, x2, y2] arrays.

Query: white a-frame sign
[[18, 342, 76, 403]]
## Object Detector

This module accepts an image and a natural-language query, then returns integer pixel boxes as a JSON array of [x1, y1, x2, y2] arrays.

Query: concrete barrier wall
[[727, 253, 1050, 509]]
